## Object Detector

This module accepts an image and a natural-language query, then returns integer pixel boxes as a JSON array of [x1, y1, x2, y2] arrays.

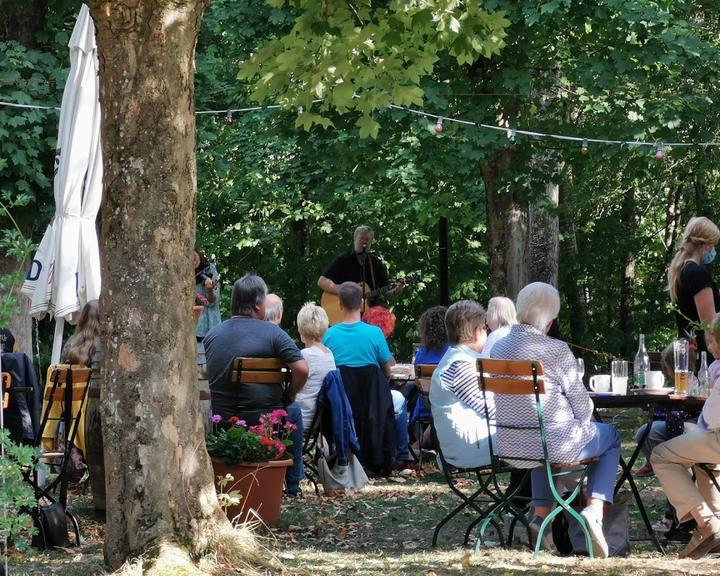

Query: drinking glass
[[673, 339, 689, 395], [611, 360, 628, 395], [576, 358, 585, 379]]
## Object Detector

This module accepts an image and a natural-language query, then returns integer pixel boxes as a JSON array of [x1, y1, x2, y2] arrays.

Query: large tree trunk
[[86, 1, 229, 569], [527, 181, 559, 287], [482, 149, 527, 298]]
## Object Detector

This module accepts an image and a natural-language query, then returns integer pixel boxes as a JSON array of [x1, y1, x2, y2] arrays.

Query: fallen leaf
[[460, 551, 472, 569]]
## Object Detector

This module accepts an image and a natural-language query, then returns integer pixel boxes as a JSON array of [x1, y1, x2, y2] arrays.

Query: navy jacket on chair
[[2, 352, 42, 444], [339, 364, 395, 475], [317, 369, 359, 466]]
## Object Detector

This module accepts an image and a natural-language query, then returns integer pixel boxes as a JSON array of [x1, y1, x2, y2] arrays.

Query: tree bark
[[0, 0, 48, 46], [482, 149, 527, 298], [527, 181, 559, 287], [86, 0, 226, 569], [618, 185, 636, 356]]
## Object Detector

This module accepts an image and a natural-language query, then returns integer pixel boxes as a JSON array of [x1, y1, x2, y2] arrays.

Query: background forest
[[2, 0, 720, 370]]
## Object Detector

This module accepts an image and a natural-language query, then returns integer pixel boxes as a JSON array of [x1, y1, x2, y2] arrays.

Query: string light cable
[[1, 97, 719, 151]]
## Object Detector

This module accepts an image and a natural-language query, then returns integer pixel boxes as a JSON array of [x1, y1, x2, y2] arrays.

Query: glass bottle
[[634, 333, 650, 389], [697, 351, 710, 397]]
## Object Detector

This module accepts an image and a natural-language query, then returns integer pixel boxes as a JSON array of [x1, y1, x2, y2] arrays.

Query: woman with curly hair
[[415, 305, 449, 365]]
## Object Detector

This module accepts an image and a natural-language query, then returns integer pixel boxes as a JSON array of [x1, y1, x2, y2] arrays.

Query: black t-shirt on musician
[[675, 260, 720, 360], [322, 250, 390, 294]]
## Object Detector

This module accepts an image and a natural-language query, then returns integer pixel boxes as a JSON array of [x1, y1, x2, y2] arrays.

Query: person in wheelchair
[[491, 282, 621, 558]]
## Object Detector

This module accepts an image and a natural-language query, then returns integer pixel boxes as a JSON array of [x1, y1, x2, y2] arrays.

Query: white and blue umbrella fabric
[[21, 5, 102, 363]]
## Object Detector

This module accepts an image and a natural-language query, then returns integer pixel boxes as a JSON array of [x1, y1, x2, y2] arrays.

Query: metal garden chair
[[477, 358, 598, 558]]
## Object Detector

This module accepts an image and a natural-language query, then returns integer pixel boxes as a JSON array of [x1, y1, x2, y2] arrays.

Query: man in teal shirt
[[323, 282, 412, 469]]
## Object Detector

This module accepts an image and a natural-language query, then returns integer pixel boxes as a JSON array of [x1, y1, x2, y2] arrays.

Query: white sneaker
[[580, 508, 609, 558]]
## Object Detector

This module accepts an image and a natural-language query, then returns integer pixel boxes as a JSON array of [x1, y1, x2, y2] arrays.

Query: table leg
[[594, 406, 665, 553]]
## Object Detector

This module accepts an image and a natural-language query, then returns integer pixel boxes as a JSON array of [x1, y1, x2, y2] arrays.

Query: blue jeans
[[285, 401, 304, 494], [634, 420, 668, 459], [532, 422, 621, 507], [392, 390, 411, 461]]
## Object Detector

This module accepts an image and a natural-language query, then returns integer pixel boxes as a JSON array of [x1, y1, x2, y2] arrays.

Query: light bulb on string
[[225, 110, 233, 125], [435, 117, 444, 133], [581, 139, 589, 155], [655, 142, 665, 160]]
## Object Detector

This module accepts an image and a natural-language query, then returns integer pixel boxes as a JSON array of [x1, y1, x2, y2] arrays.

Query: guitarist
[[318, 225, 403, 307]]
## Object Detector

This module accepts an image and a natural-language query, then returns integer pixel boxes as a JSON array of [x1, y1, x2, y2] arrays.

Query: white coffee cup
[[589, 374, 611, 393], [645, 370, 665, 390]]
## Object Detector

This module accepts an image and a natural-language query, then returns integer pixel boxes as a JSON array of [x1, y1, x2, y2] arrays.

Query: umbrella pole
[[51, 319, 65, 365]]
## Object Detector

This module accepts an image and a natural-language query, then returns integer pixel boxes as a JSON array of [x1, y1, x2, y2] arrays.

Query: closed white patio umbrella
[[21, 5, 102, 363]]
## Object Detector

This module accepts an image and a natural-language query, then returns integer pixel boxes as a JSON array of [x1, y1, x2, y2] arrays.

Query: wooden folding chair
[[231, 357, 291, 388], [409, 364, 435, 467], [1, 371, 10, 410], [477, 358, 598, 558], [29, 364, 92, 546]]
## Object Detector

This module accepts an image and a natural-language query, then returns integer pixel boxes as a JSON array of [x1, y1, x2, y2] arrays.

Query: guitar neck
[[364, 284, 394, 300]]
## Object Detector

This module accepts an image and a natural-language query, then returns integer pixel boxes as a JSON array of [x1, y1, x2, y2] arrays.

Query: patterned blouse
[[489, 323, 596, 466]]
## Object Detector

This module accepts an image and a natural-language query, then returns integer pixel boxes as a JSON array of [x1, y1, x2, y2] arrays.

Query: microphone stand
[[360, 245, 368, 313]]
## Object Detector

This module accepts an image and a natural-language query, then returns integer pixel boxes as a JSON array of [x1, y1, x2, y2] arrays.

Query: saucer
[[634, 387, 673, 395]]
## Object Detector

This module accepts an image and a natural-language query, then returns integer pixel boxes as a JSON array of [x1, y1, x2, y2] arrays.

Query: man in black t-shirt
[[318, 225, 400, 307]]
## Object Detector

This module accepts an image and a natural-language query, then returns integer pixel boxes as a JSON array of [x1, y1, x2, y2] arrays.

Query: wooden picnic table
[[591, 391, 707, 554]]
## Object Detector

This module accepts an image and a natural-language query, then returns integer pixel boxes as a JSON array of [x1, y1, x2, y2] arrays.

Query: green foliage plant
[[239, 0, 510, 137], [0, 430, 38, 551]]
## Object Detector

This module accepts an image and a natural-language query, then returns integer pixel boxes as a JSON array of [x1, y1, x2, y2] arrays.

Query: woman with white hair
[[296, 302, 336, 428], [490, 282, 621, 558], [480, 296, 517, 358]]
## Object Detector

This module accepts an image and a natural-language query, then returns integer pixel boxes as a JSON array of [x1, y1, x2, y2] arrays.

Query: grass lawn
[[8, 408, 720, 574]]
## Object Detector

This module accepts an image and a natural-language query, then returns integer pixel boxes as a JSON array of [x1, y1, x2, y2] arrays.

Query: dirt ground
[[7, 468, 720, 576]]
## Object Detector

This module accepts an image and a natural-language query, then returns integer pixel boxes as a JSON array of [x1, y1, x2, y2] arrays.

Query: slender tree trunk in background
[[0, 2, 48, 354], [559, 200, 588, 347], [527, 181, 559, 287], [693, 174, 707, 218], [618, 186, 636, 356], [482, 149, 527, 298], [86, 0, 230, 569], [0, 0, 48, 45]]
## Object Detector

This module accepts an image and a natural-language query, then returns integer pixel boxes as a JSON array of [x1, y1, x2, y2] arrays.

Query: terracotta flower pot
[[193, 305, 203, 323], [211, 457, 292, 526]]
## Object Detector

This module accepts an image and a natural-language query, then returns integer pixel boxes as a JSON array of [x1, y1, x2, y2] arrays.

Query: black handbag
[[32, 502, 71, 549]]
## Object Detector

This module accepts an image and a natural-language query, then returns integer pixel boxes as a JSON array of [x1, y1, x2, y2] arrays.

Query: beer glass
[[673, 339, 689, 395]]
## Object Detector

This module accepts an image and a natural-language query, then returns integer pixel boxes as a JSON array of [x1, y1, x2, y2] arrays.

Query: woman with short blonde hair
[[296, 302, 336, 428], [481, 296, 518, 358], [667, 217, 720, 358]]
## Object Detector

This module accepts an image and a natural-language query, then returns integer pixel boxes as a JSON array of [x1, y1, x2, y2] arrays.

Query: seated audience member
[[429, 300, 495, 469], [295, 302, 336, 429], [323, 282, 412, 471], [652, 312, 720, 560], [415, 306, 449, 364], [42, 300, 100, 481], [491, 282, 621, 558], [264, 293, 284, 325], [0, 327, 16, 352], [633, 341, 698, 478], [411, 306, 448, 448], [480, 296, 517, 358], [204, 274, 309, 496], [362, 305, 396, 339]]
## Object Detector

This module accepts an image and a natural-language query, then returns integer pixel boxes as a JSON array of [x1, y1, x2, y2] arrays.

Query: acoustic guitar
[[320, 277, 420, 325]]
